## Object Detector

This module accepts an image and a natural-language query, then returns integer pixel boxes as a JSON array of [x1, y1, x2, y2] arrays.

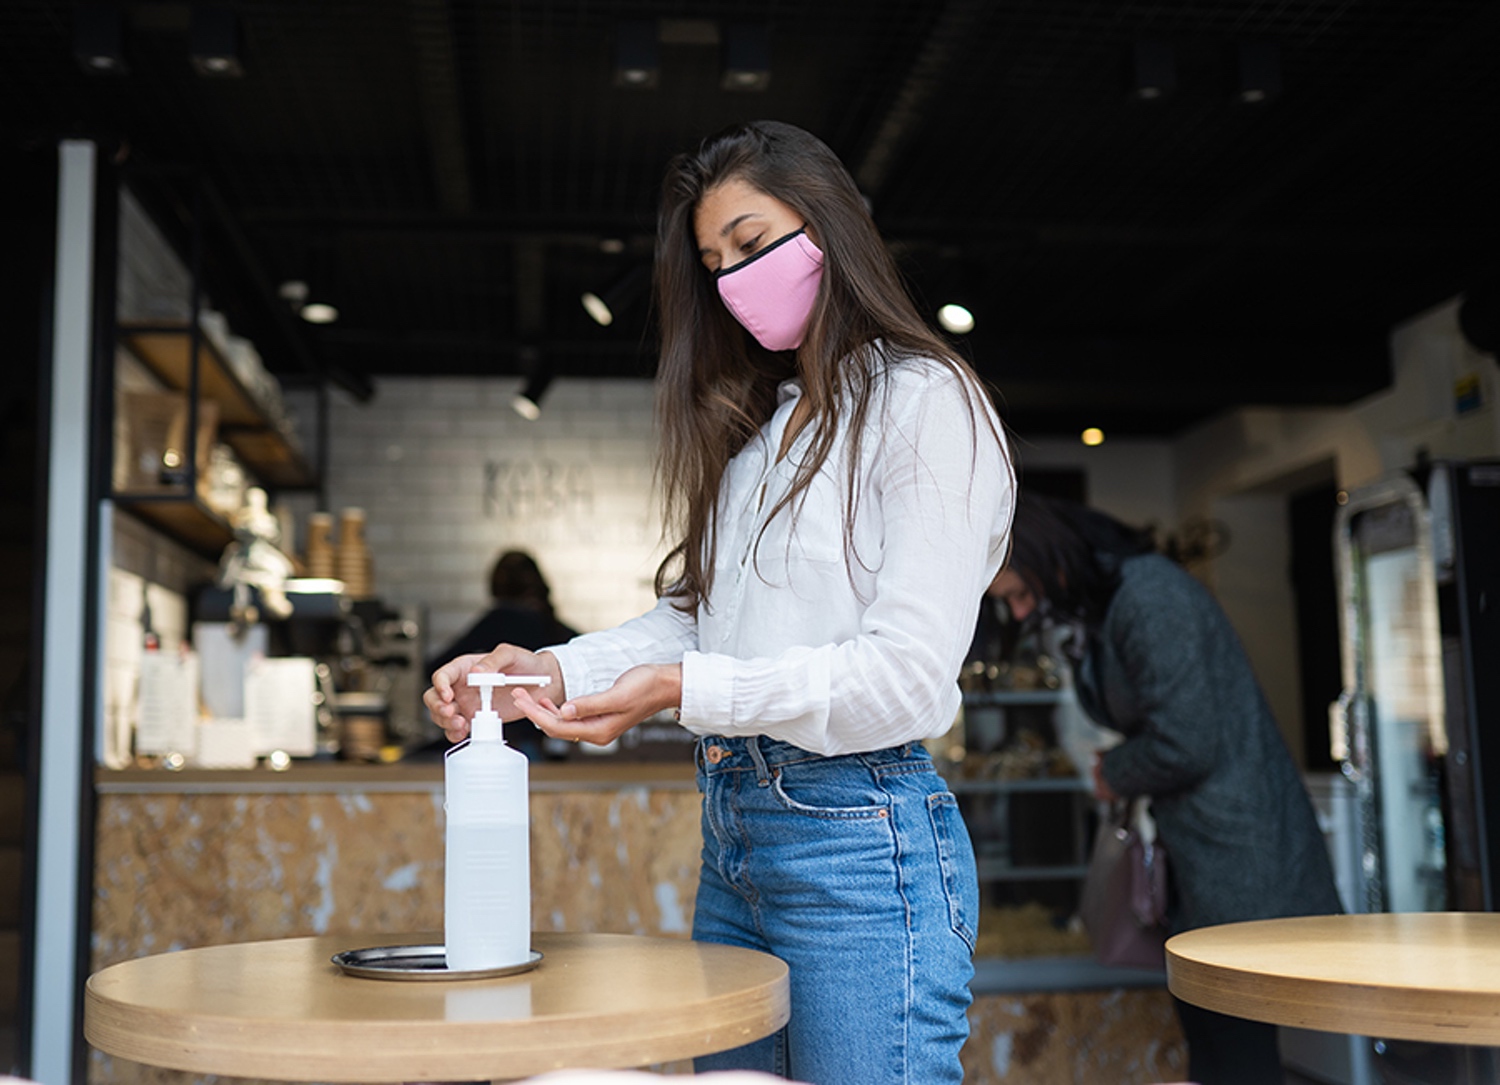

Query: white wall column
[[32, 138, 97, 1085]]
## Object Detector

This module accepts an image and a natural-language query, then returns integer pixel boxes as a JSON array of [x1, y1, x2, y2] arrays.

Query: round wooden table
[[1166, 912, 1500, 1045], [85, 931, 790, 1082]]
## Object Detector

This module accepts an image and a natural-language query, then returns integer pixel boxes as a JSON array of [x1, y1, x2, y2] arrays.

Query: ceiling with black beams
[[5, 0, 1500, 437]]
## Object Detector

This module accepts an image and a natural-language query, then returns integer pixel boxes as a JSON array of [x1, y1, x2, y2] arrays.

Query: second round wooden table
[[1166, 912, 1500, 1045]]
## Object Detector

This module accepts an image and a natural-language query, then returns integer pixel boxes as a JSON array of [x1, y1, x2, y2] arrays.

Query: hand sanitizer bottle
[[443, 674, 541, 971]]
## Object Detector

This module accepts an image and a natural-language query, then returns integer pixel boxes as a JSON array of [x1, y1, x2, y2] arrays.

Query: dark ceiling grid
[[537, 8, 585, 221], [4, 0, 1496, 432], [1291, 49, 1495, 237], [591, 25, 638, 233], [534, 8, 644, 224], [409, 0, 474, 216], [471, 0, 526, 222], [203, 6, 403, 212], [857, 5, 1405, 417], [0, 5, 66, 110], [894, 24, 1168, 226], [1133, 0, 1500, 327], [238, 1, 466, 362], [899, 24, 1132, 225], [316, 232, 481, 367], [234, 4, 415, 160], [872, 14, 1199, 335], [850, 0, 990, 202]]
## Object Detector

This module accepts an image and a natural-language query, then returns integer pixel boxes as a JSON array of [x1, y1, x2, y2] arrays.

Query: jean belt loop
[[746, 735, 772, 787]]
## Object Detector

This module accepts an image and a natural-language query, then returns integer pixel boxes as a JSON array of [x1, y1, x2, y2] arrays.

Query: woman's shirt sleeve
[[679, 367, 1014, 753], [543, 595, 699, 702]]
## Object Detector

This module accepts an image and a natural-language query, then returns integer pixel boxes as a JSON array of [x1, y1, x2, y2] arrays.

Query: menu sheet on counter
[[244, 656, 318, 757], [136, 650, 199, 756]]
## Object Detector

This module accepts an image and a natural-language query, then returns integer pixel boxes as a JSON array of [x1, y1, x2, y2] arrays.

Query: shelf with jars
[[935, 628, 1164, 992], [112, 320, 316, 560]]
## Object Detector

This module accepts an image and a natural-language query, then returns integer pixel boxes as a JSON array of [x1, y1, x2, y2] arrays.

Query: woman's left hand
[[510, 663, 682, 747]]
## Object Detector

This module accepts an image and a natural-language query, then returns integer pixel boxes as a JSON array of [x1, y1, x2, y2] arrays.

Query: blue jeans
[[691, 735, 978, 1085]]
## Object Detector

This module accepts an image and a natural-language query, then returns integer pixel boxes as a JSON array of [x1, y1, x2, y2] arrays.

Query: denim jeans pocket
[[927, 791, 978, 952], [768, 768, 890, 820]]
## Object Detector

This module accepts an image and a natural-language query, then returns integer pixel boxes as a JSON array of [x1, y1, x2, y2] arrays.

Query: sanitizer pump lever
[[464, 673, 551, 743]]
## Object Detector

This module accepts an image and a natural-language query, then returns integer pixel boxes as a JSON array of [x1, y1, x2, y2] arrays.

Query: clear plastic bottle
[[443, 674, 537, 971]]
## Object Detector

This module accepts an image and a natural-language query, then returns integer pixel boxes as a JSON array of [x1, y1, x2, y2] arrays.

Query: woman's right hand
[[423, 645, 565, 743]]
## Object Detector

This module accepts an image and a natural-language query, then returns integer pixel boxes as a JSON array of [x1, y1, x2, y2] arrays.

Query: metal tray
[[331, 943, 543, 982]]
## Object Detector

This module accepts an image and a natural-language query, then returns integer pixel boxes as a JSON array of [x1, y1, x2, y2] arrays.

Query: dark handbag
[[1079, 798, 1169, 969]]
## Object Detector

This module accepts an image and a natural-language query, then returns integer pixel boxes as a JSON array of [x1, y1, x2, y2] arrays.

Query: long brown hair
[[653, 120, 1008, 610]]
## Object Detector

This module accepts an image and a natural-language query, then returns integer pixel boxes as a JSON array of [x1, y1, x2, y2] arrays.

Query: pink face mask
[[714, 228, 825, 352]]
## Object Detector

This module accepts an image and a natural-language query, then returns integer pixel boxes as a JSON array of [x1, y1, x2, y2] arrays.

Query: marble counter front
[[93, 762, 701, 962], [91, 761, 1183, 1084]]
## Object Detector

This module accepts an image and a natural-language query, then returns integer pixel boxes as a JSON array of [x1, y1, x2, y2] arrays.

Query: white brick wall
[[285, 376, 667, 655]]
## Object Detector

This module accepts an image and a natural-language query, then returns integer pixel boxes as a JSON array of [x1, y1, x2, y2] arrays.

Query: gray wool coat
[[1077, 554, 1343, 935]]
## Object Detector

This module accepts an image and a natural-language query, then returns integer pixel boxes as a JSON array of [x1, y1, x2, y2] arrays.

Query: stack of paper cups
[[337, 507, 373, 598], [305, 512, 336, 579]]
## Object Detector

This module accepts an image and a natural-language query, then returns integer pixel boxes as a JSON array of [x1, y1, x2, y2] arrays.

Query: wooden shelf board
[[120, 325, 316, 490], [121, 327, 260, 426], [113, 493, 233, 559], [220, 427, 316, 489]]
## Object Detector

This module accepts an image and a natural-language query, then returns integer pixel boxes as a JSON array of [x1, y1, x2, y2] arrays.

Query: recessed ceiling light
[[1130, 40, 1176, 100], [937, 304, 975, 335], [1081, 427, 1105, 446], [300, 302, 339, 324], [1236, 42, 1281, 105]]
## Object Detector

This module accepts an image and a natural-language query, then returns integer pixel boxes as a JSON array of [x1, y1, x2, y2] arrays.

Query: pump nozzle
[[464, 674, 552, 743]]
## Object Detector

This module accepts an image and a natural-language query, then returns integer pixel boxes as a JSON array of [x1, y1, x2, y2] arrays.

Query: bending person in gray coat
[[990, 494, 1342, 1085]]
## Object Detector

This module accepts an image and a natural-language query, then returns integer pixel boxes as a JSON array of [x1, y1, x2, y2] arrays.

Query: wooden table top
[[1166, 912, 1500, 1045], [85, 931, 790, 1083]]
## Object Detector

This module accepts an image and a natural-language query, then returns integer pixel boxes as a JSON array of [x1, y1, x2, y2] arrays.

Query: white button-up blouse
[[546, 355, 1015, 756]]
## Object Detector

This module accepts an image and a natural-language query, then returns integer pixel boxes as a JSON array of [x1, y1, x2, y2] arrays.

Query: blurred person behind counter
[[425, 550, 579, 759], [989, 493, 1341, 1085]]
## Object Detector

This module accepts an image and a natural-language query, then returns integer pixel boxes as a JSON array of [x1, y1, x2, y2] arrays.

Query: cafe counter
[[91, 761, 1184, 1084]]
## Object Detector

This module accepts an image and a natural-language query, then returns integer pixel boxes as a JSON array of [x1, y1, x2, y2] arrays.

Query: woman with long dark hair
[[992, 494, 1341, 1085], [425, 120, 1014, 1083]]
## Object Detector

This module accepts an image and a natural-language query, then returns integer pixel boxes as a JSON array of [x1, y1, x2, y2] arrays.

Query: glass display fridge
[[1326, 459, 1500, 1083]]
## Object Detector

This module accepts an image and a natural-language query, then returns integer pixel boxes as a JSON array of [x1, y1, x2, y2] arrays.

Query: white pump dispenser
[[443, 673, 546, 971]]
